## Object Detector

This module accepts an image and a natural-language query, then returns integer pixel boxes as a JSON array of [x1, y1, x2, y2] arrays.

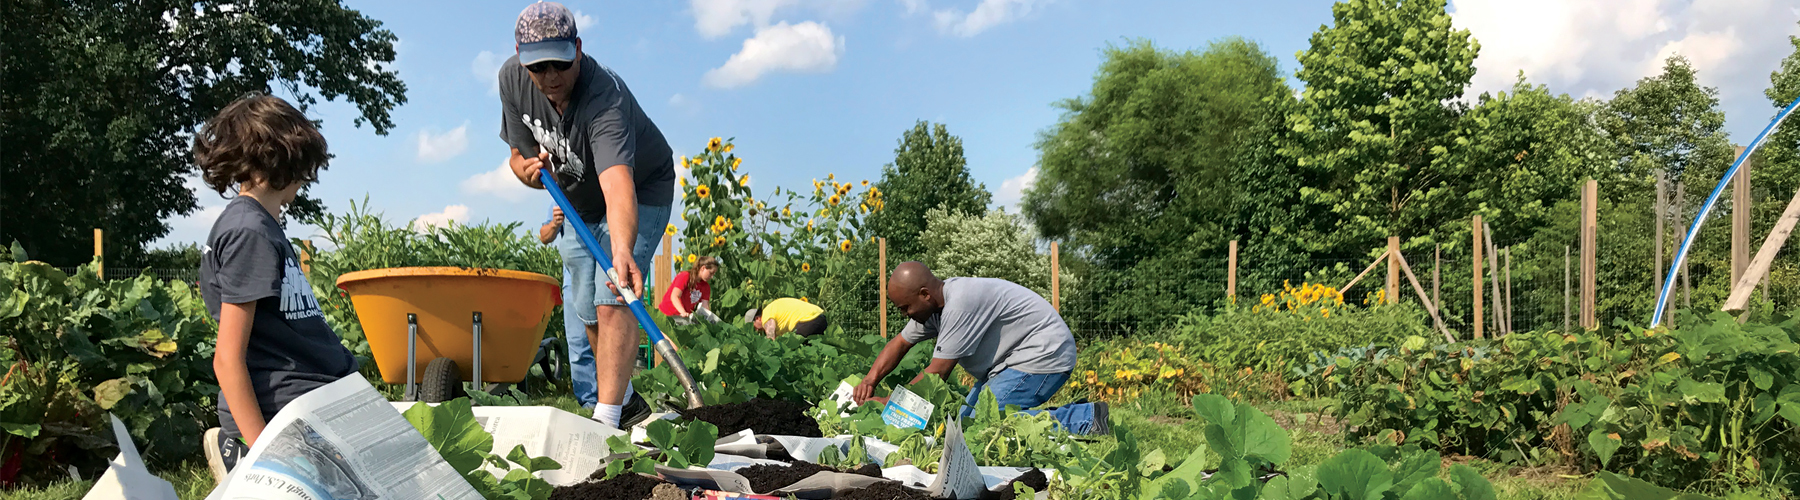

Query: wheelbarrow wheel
[[421, 357, 464, 403]]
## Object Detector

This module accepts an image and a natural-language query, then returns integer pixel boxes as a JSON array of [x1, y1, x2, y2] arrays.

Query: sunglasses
[[526, 59, 574, 74]]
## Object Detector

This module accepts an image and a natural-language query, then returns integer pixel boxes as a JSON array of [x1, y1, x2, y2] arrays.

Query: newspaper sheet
[[383, 402, 630, 486], [205, 374, 480, 500], [82, 414, 178, 500]]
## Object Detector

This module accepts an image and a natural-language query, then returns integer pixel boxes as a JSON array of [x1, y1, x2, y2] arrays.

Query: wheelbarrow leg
[[406, 313, 418, 402], [472, 311, 483, 394]]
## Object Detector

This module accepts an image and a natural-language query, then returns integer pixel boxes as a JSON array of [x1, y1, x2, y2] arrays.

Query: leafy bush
[[0, 244, 217, 482], [1065, 340, 1280, 405], [302, 199, 562, 376], [403, 398, 562, 500], [633, 316, 931, 409], [1178, 282, 1431, 377], [1321, 313, 1800, 495], [919, 207, 1072, 297]]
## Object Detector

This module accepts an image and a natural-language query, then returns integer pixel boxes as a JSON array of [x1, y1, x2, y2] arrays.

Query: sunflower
[[861, 180, 869, 187], [711, 236, 726, 247], [665, 224, 678, 236], [782, 206, 793, 218], [739, 175, 750, 186], [801, 262, 811, 272], [696, 185, 710, 198], [828, 194, 841, 206], [801, 296, 809, 303], [687, 254, 697, 264], [860, 203, 869, 213], [839, 239, 852, 252], [731, 157, 742, 171], [707, 137, 722, 151], [678, 177, 687, 187], [678, 156, 688, 167], [806, 219, 815, 232], [723, 143, 734, 153]]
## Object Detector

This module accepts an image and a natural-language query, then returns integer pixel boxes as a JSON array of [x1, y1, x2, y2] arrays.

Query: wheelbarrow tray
[[336, 267, 560, 384]]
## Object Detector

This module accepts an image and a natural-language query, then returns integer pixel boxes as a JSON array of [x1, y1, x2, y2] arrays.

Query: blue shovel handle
[[539, 169, 705, 409]]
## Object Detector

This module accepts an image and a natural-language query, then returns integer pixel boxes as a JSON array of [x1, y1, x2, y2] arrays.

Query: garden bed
[[549, 472, 668, 500], [733, 461, 882, 493]]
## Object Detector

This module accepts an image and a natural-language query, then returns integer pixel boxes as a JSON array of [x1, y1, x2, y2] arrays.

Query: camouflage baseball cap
[[515, 2, 579, 65]]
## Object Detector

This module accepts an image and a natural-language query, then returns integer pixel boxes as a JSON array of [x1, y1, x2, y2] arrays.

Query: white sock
[[625, 381, 635, 400], [594, 403, 623, 428]]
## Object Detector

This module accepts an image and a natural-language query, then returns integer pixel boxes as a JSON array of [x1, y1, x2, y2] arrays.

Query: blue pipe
[[1650, 96, 1800, 328]]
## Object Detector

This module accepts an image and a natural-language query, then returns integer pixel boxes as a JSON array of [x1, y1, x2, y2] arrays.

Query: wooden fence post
[[1732, 145, 1752, 289], [1432, 244, 1441, 311], [1050, 242, 1061, 312], [1724, 187, 1800, 312], [1386, 236, 1400, 305], [657, 234, 673, 299], [1473, 216, 1484, 339], [94, 228, 104, 278], [1227, 240, 1238, 303], [1484, 222, 1505, 334], [879, 237, 888, 338], [1581, 179, 1598, 330], [300, 240, 315, 276]]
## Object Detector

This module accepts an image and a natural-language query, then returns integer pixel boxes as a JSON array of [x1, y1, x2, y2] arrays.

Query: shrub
[[1064, 339, 1280, 404], [0, 244, 217, 483], [1176, 282, 1431, 377], [919, 207, 1073, 297]]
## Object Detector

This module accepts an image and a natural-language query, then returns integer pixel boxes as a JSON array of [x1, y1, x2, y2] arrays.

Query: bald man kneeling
[[853, 261, 1109, 435]]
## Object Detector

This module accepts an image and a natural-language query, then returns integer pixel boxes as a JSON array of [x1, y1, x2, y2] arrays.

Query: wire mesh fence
[[56, 267, 199, 284]]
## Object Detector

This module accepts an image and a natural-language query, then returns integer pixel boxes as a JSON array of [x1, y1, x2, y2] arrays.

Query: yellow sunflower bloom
[[839, 240, 852, 252], [723, 143, 734, 153], [801, 262, 811, 272], [678, 177, 687, 188], [806, 219, 815, 231], [783, 207, 792, 217], [707, 137, 722, 151], [711, 236, 725, 247], [678, 156, 688, 167], [714, 215, 727, 227], [828, 195, 841, 206], [801, 296, 809, 303], [731, 157, 742, 170], [860, 203, 869, 213], [861, 180, 869, 187], [696, 185, 710, 198], [739, 175, 750, 186], [687, 254, 697, 264], [665, 224, 677, 236]]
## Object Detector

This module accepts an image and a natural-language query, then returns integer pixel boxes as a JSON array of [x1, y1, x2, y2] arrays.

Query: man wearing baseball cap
[[499, 1, 676, 429]]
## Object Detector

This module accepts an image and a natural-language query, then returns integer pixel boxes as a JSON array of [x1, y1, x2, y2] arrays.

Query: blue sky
[[154, 0, 1800, 251]]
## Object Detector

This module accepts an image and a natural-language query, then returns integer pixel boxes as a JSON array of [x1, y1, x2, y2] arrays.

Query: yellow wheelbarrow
[[336, 267, 560, 402]]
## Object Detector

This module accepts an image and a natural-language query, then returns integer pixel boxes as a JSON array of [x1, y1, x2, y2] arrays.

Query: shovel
[[523, 115, 705, 410]]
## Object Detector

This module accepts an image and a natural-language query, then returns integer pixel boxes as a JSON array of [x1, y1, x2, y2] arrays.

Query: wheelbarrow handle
[[539, 169, 706, 410]]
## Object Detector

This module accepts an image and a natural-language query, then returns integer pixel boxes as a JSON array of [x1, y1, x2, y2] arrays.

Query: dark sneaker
[[621, 392, 653, 428], [1089, 402, 1111, 436], [204, 428, 227, 482]]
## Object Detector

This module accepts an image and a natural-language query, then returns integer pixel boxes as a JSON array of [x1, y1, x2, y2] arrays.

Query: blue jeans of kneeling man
[[959, 368, 1100, 435]]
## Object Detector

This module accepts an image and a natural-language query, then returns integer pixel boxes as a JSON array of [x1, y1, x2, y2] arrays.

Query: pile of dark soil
[[549, 472, 667, 500], [733, 461, 885, 493], [678, 398, 823, 438], [989, 468, 1049, 500], [834, 481, 934, 500]]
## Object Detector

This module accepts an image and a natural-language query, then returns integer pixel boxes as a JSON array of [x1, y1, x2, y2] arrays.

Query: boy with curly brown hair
[[193, 95, 357, 482]]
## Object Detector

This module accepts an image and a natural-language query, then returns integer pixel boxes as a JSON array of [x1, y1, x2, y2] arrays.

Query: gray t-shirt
[[900, 277, 1079, 382], [200, 196, 358, 437], [498, 53, 676, 223]]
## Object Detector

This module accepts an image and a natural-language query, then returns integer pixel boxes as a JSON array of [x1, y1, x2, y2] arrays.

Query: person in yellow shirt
[[743, 298, 829, 338]]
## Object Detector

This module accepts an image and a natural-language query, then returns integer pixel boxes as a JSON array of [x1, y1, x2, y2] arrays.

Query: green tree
[[919, 207, 1071, 297], [1, 0, 407, 266], [864, 121, 992, 261], [1597, 56, 1732, 187], [1279, 0, 1479, 253], [1450, 77, 1611, 237], [1759, 21, 1800, 196]]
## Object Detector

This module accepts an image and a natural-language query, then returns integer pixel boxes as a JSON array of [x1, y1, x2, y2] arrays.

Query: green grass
[[9, 461, 215, 500]]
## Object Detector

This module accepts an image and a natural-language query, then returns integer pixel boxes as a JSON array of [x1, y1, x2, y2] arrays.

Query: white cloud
[[932, 0, 1041, 37], [1450, 0, 1799, 127], [996, 166, 1038, 211], [413, 205, 471, 231], [669, 93, 702, 115], [692, 0, 797, 38], [460, 159, 538, 202], [415, 122, 470, 164], [472, 50, 505, 95], [703, 21, 844, 89], [898, 0, 928, 15], [573, 10, 597, 30]]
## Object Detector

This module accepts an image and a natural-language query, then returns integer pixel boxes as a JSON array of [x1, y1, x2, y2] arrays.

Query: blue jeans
[[960, 368, 1101, 435], [562, 273, 598, 408]]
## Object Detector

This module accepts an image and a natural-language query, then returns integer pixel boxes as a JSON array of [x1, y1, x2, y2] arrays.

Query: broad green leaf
[[1588, 429, 1622, 467], [1449, 464, 1496, 500], [1778, 403, 1800, 427], [1678, 379, 1726, 404], [1193, 394, 1236, 429], [505, 444, 562, 473], [1137, 448, 1167, 477], [1318, 449, 1393, 500], [1140, 445, 1210, 500], [679, 420, 718, 468], [646, 419, 677, 449], [1576, 471, 1690, 500], [1389, 450, 1441, 494], [1748, 367, 1773, 391], [0, 422, 41, 439], [93, 378, 132, 409], [403, 398, 493, 475], [704, 348, 721, 374], [1399, 478, 1455, 500], [1237, 405, 1292, 465]]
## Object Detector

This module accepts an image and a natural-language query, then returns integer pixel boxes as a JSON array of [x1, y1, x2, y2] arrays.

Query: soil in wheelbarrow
[[677, 398, 823, 438], [834, 481, 935, 500], [734, 461, 883, 493], [549, 471, 669, 500]]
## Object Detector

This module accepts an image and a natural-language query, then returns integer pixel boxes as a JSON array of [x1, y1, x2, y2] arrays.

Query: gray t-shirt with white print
[[200, 196, 357, 438], [900, 277, 1079, 382]]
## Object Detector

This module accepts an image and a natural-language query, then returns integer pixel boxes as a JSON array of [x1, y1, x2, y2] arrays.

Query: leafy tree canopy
[[864, 121, 991, 261], [1759, 21, 1800, 196], [1596, 56, 1732, 187], [1, 0, 407, 266]]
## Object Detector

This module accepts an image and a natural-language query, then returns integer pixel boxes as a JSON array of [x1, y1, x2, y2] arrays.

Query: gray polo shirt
[[900, 277, 1079, 382], [498, 53, 676, 223]]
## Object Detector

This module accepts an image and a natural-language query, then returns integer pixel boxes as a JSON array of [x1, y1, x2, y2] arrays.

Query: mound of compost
[[677, 398, 823, 438], [989, 468, 1048, 500], [733, 461, 885, 493], [834, 481, 934, 500], [549, 472, 667, 500]]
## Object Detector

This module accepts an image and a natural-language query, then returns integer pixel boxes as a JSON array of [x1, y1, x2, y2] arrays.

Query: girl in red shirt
[[659, 256, 719, 323]]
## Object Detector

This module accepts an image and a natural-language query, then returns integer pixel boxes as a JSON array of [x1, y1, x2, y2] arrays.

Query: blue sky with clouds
[[154, 0, 1800, 250]]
